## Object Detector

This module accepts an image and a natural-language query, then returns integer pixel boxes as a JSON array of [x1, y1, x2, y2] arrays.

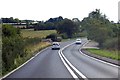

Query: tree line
[[81, 9, 119, 50]]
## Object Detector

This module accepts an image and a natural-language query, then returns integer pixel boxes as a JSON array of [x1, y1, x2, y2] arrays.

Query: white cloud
[[0, 0, 119, 22]]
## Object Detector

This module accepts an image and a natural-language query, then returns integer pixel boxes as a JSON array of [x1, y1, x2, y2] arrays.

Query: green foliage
[[34, 21, 56, 30], [103, 38, 118, 50], [2, 24, 24, 74], [86, 48, 119, 60], [34, 22, 46, 30], [60, 33, 68, 39], [2, 25, 49, 75], [46, 33, 58, 41], [2, 24, 20, 37], [81, 9, 118, 49], [57, 18, 80, 38]]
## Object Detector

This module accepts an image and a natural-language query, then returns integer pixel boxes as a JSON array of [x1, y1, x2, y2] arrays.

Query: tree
[[34, 22, 46, 30], [57, 18, 80, 38], [45, 22, 55, 30], [14, 18, 20, 23], [81, 9, 116, 47]]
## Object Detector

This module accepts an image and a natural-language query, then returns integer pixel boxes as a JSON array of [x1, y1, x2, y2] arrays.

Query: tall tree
[[81, 9, 116, 47], [57, 18, 80, 38]]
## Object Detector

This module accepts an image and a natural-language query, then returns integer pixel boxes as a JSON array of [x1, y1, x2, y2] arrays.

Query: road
[[62, 38, 119, 79], [3, 38, 119, 80]]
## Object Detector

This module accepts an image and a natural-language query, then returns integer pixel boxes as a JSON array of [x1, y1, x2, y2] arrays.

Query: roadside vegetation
[[81, 9, 119, 60], [2, 24, 52, 75], [86, 49, 119, 60]]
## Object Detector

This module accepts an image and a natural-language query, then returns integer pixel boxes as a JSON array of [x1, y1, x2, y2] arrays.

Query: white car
[[52, 42, 60, 50], [76, 39, 82, 44]]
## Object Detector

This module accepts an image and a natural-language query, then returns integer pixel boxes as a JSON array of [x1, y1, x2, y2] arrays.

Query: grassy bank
[[15, 29, 54, 71], [25, 42, 51, 56], [86, 49, 119, 60], [14, 42, 51, 68], [21, 29, 57, 38]]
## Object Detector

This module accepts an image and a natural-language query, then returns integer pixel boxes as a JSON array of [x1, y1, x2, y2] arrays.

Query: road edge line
[[80, 41, 119, 68], [1, 46, 50, 79]]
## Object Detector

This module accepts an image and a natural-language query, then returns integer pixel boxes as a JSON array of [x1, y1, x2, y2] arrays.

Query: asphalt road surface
[[62, 38, 119, 79], [5, 40, 75, 78], [3, 38, 119, 80]]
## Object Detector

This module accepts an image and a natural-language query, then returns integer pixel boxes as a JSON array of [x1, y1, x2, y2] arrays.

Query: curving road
[[3, 38, 119, 80], [4, 40, 75, 78], [62, 38, 119, 79]]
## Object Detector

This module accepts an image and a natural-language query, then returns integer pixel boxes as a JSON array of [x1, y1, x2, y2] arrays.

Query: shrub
[[60, 33, 68, 39], [103, 38, 118, 50], [46, 33, 58, 41], [2, 24, 24, 74]]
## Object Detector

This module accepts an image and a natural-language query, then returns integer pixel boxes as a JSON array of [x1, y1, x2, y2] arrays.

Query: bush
[[60, 33, 68, 39], [2, 24, 24, 74], [46, 33, 58, 41], [103, 38, 118, 50], [57, 37, 62, 42]]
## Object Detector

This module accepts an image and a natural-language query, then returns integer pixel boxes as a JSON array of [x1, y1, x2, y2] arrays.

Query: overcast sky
[[0, 0, 119, 22]]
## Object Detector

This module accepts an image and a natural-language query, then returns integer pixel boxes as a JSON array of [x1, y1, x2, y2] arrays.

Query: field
[[86, 49, 119, 60], [21, 29, 57, 38]]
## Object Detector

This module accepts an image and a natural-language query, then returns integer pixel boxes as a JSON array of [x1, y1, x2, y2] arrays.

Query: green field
[[21, 29, 57, 38], [86, 49, 119, 60]]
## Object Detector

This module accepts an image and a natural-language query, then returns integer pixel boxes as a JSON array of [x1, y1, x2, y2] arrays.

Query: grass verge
[[15, 42, 51, 69], [3, 42, 51, 76], [86, 49, 120, 60]]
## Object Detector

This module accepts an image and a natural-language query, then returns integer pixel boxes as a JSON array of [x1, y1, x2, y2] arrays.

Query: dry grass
[[25, 42, 51, 54], [21, 29, 57, 38]]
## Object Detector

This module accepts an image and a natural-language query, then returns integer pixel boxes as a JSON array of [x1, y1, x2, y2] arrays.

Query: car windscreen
[[77, 39, 81, 41], [53, 44, 59, 46]]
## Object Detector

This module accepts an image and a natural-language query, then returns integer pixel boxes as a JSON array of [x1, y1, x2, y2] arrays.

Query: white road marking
[[1, 47, 50, 79], [80, 41, 119, 68], [59, 40, 119, 80], [59, 42, 88, 80], [58, 50, 78, 79], [61, 52, 87, 79]]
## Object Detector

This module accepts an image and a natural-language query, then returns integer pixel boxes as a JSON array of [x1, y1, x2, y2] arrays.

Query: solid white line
[[1, 47, 50, 79], [58, 50, 78, 79], [80, 41, 119, 68], [59, 42, 88, 80], [61, 52, 87, 79]]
